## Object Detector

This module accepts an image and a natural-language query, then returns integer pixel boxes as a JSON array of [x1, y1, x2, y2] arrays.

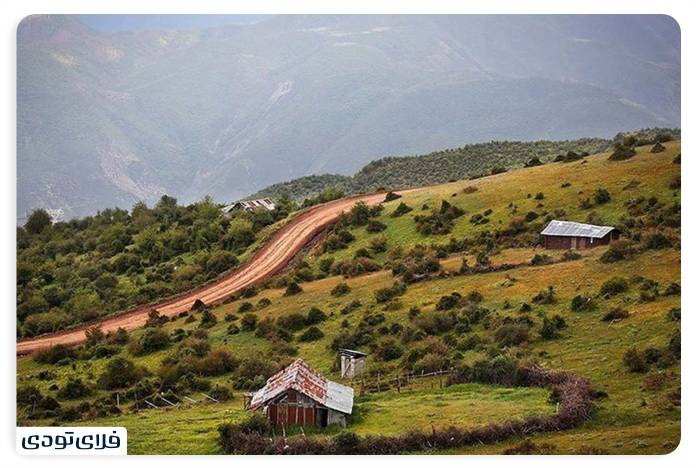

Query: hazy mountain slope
[[17, 15, 680, 219]]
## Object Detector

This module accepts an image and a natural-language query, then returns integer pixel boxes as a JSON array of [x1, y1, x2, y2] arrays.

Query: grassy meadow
[[17, 141, 680, 454]]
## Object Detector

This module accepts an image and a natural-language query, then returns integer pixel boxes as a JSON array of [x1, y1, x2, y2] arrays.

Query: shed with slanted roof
[[248, 359, 353, 428], [541, 220, 620, 250]]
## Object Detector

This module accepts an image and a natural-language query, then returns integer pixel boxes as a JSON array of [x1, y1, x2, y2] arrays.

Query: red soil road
[[17, 191, 419, 355]]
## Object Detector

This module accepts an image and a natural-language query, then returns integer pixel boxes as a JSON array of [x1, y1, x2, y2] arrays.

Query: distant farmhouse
[[248, 359, 353, 428], [541, 220, 620, 249], [222, 198, 276, 215]]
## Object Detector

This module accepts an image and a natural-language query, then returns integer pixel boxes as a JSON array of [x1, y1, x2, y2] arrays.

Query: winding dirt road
[[17, 191, 415, 355]]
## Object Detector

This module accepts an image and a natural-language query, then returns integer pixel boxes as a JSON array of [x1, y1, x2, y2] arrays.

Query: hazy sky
[[76, 14, 270, 32]]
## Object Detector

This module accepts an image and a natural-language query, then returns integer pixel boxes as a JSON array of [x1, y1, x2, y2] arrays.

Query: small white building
[[338, 348, 368, 379]]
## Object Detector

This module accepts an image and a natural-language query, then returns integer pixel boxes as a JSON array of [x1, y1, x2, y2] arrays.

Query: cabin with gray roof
[[541, 220, 620, 249]]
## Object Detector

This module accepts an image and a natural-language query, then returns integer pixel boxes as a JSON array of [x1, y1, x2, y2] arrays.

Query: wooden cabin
[[248, 359, 353, 428], [541, 220, 620, 250]]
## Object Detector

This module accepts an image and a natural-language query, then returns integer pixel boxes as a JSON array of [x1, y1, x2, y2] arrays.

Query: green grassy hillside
[[17, 140, 680, 454]]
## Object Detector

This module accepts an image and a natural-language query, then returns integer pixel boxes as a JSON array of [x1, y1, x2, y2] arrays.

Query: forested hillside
[[16, 196, 296, 337], [252, 128, 679, 201]]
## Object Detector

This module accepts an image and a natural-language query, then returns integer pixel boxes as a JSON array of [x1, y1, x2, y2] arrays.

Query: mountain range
[[17, 14, 680, 219]]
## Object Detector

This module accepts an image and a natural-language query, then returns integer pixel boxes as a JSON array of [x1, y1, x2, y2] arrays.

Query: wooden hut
[[541, 220, 619, 250], [338, 348, 367, 379], [248, 359, 353, 428]]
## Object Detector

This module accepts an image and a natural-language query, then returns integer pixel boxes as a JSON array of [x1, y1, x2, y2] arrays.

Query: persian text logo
[[17, 427, 127, 455]]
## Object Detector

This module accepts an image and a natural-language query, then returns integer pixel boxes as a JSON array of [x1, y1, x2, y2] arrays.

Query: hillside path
[[17, 190, 420, 355]]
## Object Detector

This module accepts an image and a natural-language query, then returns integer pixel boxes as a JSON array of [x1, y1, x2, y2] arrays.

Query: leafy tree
[[25, 209, 52, 234]]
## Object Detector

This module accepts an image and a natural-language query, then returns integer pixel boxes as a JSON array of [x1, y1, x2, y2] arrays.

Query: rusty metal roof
[[541, 220, 615, 239], [249, 359, 353, 414]]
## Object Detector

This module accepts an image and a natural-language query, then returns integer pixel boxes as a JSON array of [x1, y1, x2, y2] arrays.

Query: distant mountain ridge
[[18, 15, 680, 219]]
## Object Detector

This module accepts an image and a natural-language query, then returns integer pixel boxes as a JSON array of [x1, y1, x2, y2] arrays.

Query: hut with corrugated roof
[[541, 220, 620, 250], [248, 359, 353, 428]]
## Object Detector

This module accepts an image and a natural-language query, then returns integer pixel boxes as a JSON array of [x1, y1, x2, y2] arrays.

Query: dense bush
[[241, 314, 258, 331], [366, 220, 387, 233], [98, 357, 146, 389], [609, 143, 636, 161], [306, 307, 327, 325], [623, 348, 648, 373], [494, 324, 530, 347], [600, 240, 635, 263], [299, 326, 325, 342], [331, 282, 351, 297], [284, 281, 303, 296], [57, 378, 92, 399], [599, 277, 629, 297], [391, 202, 413, 217], [128, 328, 170, 355], [602, 308, 629, 322], [33, 344, 76, 364], [593, 188, 611, 205], [374, 282, 407, 303], [644, 233, 672, 249], [570, 294, 594, 312]]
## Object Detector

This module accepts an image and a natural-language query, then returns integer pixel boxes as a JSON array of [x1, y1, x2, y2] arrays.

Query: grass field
[[17, 141, 680, 454]]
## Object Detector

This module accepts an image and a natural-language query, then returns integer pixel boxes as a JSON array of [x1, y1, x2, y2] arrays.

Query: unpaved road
[[17, 191, 418, 355]]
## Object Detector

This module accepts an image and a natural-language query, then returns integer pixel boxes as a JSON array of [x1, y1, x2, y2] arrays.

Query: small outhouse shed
[[338, 348, 367, 379]]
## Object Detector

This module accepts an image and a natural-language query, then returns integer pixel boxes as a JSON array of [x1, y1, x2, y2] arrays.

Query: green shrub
[[494, 324, 529, 347], [531, 286, 556, 304], [366, 220, 387, 233], [129, 328, 170, 355], [599, 277, 629, 297], [602, 308, 630, 322], [391, 202, 413, 217], [593, 188, 611, 205], [383, 191, 401, 202], [377, 339, 403, 361], [570, 294, 593, 312], [199, 309, 217, 328], [609, 143, 636, 161], [331, 282, 351, 297], [240, 314, 258, 331], [623, 348, 648, 373], [530, 254, 552, 266], [57, 378, 92, 400], [539, 318, 558, 340], [34, 344, 76, 364], [299, 326, 324, 342], [306, 307, 327, 325], [284, 281, 303, 296], [334, 431, 361, 454], [600, 241, 635, 263], [644, 233, 672, 249], [98, 357, 146, 389]]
